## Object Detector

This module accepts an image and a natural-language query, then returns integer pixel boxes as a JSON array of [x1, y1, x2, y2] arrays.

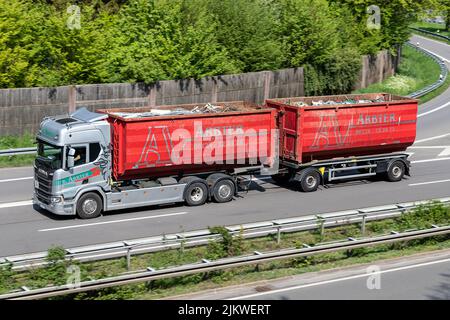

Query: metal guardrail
[[406, 41, 449, 99], [0, 147, 36, 157], [1, 197, 449, 272], [1, 225, 449, 300], [410, 27, 450, 42]]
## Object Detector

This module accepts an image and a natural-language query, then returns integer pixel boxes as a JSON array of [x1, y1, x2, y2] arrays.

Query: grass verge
[[0, 134, 35, 168], [418, 72, 450, 104], [412, 22, 450, 38], [0, 202, 448, 300], [353, 44, 442, 97], [411, 22, 450, 46]]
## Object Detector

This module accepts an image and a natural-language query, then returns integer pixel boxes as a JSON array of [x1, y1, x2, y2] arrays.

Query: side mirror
[[67, 148, 75, 169]]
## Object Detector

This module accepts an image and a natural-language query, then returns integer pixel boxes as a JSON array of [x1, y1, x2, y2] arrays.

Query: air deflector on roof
[[71, 107, 108, 123]]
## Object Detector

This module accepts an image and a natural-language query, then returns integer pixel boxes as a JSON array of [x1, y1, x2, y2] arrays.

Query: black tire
[[299, 169, 321, 192], [271, 172, 291, 185], [76, 192, 102, 219], [185, 182, 208, 206], [386, 161, 405, 182], [213, 179, 235, 203]]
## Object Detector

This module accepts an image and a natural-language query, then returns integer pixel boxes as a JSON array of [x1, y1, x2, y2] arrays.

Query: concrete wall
[[0, 49, 397, 136], [0, 68, 304, 136], [354, 48, 400, 90]]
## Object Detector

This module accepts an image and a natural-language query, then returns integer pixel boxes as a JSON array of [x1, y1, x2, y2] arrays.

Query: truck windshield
[[37, 140, 63, 169]]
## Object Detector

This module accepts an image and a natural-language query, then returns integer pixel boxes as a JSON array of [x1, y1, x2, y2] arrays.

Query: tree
[[278, 0, 362, 94], [101, 0, 238, 83], [331, 0, 439, 53], [203, 0, 284, 72], [442, 0, 450, 30], [0, 1, 115, 88]]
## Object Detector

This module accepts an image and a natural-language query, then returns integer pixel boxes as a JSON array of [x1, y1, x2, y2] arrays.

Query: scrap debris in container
[[292, 96, 385, 107], [111, 103, 240, 118]]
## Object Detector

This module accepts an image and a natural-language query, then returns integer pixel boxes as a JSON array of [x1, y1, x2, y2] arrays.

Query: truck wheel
[[299, 169, 321, 192], [185, 182, 208, 206], [213, 179, 235, 203], [386, 161, 405, 182], [77, 192, 102, 219]]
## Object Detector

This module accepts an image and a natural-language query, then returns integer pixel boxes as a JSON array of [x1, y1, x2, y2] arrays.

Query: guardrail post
[[126, 248, 131, 271], [180, 236, 185, 253], [319, 218, 325, 237], [361, 214, 367, 236], [277, 226, 281, 245]]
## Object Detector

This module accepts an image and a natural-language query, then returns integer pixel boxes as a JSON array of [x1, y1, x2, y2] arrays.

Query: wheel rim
[[82, 199, 97, 215], [190, 187, 204, 202], [218, 184, 232, 199], [306, 175, 317, 188], [392, 166, 402, 178]]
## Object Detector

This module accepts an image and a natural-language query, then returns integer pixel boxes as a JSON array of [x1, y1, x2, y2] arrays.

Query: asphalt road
[[173, 249, 450, 300], [0, 35, 449, 257]]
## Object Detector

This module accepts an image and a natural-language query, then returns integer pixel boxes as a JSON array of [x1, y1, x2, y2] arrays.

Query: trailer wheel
[[213, 179, 235, 203], [299, 169, 321, 192], [77, 192, 102, 219], [185, 182, 208, 206], [386, 161, 405, 182]]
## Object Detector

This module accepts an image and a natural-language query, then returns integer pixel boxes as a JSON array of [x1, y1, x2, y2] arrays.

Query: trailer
[[32, 94, 418, 219], [265, 93, 418, 191]]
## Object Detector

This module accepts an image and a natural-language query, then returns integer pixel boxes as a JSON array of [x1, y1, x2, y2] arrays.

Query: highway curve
[[0, 35, 449, 257]]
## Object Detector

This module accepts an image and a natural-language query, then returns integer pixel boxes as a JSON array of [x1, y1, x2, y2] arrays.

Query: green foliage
[[0, 263, 15, 293], [0, 0, 436, 94], [102, 0, 238, 83], [207, 226, 245, 259], [332, 0, 436, 53], [278, 0, 362, 95], [354, 44, 441, 96], [205, 0, 283, 72], [396, 202, 449, 231], [41, 246, 69, 286], [0, 134, 36, 168], [46, 245, 67, 264]]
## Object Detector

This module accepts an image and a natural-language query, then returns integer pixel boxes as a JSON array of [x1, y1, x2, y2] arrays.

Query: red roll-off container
[[98, 102, 277, 181], [265, 93, 418, 164]]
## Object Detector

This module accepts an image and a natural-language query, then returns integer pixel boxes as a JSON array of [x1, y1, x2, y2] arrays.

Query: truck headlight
[[50, 196, 63, 204]]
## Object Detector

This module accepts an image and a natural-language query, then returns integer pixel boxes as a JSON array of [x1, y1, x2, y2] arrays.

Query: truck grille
[[36, 189, 51, 205], [34, 167, 53, 204]]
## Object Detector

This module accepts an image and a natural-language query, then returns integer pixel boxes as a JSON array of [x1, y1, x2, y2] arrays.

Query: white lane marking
[[412, 36, 450, 61], [439, 148, 450, 157], [0, 176, 33, 183], [409, 179, 450, 187], [228, 257, 450, 300], [411, 157, 450, 164], [415, 133, 450, 144], [421, 49, 450, 63], [38, 211, 189, 232], [418, 101, 450, 118], [408, 146, 450, 157], [409, 146, 450, 149], [0, 200, 33, 209]]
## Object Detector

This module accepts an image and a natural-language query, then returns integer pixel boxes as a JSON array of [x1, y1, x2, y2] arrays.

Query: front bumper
[[33, 193, 76, 216]]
